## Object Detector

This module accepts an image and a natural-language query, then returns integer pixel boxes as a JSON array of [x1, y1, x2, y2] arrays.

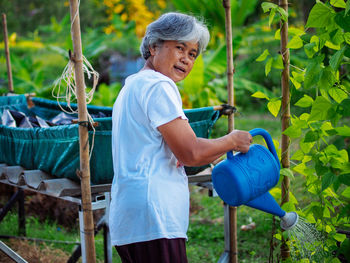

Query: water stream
[[286, 216, 328, 262]]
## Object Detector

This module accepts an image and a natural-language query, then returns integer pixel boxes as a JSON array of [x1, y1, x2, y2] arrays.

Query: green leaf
[[308, 96, 333, 121], [334, 233, 347, 242], [272, 55, 284, 69], [330, 28, 345, 46], [304, 57, 324, 89], [295, 95, 314, 108], [304, 130, 320, 143], [256, 49, 270, 62], [339, 174, 350, 186], [274, 233, 281, 240], [340, 163, 350, 174], [251, 91, 270, 100], [291, 150, 304, 161], [269, 187, 281, 200], [306, 3, 335, 28], [342, 187, 350, 198], [330, 46, 347, 71], [339, 98, 350, 117], [286, 36, 304, 49], [325, 40, 341, 50], [289, 191, 298, 204], [265, 57, 273, 76], [335, 11, 350, 32], [300, 140, 315, 154], [304, 42, 317, 58], [329, 87, 348, 103], [323, 206, 331, 218], [261, 2, 278, 13], [267, 99, 281, 117], [346, 0, 350, 15], [345, 33, 350, 45], [335, 125, 350, 136], [281, 201, 296, 212], [319, 67, 336, 90], [274, 29, 281, 40], [289, 27, 306, 37], [292, 71, 305, 82], [331, 0, 346, 8], [283, 125, 302, 138], [280, 168, 294, 179], [322, 172, 337, 191], [290, 77, 301, 89], [269, 8, 276, 27], [276, 7, 288, 22]]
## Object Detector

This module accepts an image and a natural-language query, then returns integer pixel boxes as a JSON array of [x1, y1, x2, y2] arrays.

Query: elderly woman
[[109, 12, 252, 262]]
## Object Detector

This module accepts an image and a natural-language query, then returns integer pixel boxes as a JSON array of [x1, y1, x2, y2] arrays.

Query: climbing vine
[[256, 1, 350, 262]]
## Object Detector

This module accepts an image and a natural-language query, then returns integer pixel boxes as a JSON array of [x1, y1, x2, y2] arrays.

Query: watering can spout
[[245, 192, 286, 217], [245, 192, 299, 230], [280, 212, 299, 230]]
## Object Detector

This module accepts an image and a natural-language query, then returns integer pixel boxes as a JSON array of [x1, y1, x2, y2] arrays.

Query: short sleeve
[[144, 81, 187, 130]]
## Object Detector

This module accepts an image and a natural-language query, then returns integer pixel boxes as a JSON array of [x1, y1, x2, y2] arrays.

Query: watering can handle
[[227, 128, 280, 169]]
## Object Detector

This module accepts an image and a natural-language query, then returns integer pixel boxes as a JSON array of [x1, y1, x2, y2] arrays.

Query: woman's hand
[[158, 118, 252, 166], [228, 130, 253, 153]]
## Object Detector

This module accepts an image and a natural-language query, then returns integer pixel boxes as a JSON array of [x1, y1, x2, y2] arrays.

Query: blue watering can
[[212, 128, 298, 230]]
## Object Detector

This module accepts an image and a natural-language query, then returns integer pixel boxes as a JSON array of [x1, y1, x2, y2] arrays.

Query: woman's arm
[[158, 117, 252, 167]]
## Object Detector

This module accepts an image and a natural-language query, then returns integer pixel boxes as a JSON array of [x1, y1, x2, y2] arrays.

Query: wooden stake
[[69, 1, 96, 262], [223, 1, 237, 262], [2, 13, 14, 93], [279, 0, 291, 260]]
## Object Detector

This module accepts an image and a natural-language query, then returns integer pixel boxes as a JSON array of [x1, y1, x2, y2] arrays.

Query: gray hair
[[140, 12, 210, 60]]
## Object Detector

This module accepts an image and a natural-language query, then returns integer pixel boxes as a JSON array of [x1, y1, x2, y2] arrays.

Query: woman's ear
[[149, 45, 157, 56]]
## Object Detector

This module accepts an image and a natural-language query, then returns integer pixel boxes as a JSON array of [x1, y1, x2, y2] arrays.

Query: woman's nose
[[180, 55, 189, 65]]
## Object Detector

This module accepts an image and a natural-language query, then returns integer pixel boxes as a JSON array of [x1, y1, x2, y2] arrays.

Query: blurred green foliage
[[0, 0, 291, 112]]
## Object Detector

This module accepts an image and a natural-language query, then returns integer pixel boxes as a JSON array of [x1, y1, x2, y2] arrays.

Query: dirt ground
[[0, 185, 105, 263], [0, 239, 70, 263]]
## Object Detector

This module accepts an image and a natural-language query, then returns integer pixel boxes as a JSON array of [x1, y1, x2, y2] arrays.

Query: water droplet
[[285, 216, 328, 261]]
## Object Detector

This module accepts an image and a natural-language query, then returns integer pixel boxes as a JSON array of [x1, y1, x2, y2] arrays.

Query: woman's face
[[149, 40, 199, 83]]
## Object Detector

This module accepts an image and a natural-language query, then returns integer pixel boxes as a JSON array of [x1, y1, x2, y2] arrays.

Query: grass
[[0, 113, 302, 262]]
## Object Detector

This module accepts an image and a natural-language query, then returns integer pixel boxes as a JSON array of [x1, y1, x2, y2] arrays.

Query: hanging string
[[52, 0, 99, 161]]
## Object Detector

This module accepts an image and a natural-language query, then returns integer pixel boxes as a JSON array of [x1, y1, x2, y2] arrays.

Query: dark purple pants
[[115, 238, 188, 263]]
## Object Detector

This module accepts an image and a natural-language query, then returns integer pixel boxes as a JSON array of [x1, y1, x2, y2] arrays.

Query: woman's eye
[[177, 46, 184, 51]]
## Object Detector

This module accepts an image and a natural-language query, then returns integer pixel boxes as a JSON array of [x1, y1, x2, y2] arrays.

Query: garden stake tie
[[2, 13, 14, 93], [69, 0, 96, 262], [222, 0, 237, 263]]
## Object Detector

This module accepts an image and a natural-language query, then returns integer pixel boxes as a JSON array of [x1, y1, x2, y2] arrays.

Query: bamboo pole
[[69, 1, 96, 262], [279, 0, 291, 260], [222, 1, 237, 262], [2, 13, 14, 93]]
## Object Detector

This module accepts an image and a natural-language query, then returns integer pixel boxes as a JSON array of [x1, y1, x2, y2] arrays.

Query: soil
[[0, 185, 106, 262], [0, 239, 70, 263], [0, 185, 104, 229]]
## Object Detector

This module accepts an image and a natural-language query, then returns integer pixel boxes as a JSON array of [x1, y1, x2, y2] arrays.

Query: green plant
[[172, 0, 281, 110], [90, 82, 122, 107], [256, 1, 350, 262]]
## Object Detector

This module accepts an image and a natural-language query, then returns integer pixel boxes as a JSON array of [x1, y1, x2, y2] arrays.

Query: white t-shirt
[[109, 69, 189, 246]]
